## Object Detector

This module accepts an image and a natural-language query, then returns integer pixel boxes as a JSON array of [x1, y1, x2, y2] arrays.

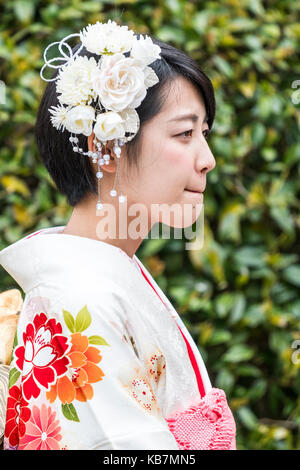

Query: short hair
[[34, 32, 216, 207]]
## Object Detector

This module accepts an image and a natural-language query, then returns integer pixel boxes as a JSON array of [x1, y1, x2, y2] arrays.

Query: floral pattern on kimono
[[4, 296, 109, 450], [117, 359, 163, 418]]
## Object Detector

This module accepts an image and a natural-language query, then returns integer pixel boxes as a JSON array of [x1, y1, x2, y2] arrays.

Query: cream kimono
[[0, 226, 236, 450]]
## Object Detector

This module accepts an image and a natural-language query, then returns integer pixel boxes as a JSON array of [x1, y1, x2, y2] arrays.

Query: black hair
[[34, 32, 216, 207]]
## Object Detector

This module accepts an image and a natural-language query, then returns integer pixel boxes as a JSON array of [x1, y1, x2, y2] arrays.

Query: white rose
[[93, 53, 147, 112], [65, 105, 95, 136], [93, 111, 125, 141], [130, 35, 161, 66]]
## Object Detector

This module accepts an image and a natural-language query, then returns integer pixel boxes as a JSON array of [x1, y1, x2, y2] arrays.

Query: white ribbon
[[40, 33, 84, 82]]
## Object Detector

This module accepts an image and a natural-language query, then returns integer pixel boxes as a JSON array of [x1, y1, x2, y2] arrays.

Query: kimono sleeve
[[4, 285, 179, 450]]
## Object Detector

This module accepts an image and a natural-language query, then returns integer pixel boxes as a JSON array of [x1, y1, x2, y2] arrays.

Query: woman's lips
[[184, 189, 204, 199], [184, 189, 204, 194]]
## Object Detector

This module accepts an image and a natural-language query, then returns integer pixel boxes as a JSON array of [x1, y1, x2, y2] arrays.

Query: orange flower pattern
[[46, 332, 104, 404]]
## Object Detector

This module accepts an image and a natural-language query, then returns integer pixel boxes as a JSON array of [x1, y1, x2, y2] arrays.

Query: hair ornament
[[40, 20, 162, 209]]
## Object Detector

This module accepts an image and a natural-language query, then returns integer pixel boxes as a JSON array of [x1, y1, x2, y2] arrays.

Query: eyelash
[[176, 129, 210, 140]]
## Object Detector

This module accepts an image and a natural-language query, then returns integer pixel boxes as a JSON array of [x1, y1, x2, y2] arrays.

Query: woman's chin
[[161, 202, 203, 229]]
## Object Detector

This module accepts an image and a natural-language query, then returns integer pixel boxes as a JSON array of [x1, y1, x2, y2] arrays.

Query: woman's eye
[[179, 129, 193, 138], [176, 129, 210, 139]]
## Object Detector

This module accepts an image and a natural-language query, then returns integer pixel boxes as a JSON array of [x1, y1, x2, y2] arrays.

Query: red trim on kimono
[[136, 263, 206, 398]]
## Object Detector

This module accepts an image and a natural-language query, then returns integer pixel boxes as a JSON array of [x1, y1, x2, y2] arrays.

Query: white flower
[[93, 52, 147, 112], [143, 65, 160, 88], [49, 103, 72, 131], [64, 105, 96, 136], [118, 108, 140, 139], [93, 111, 125, 141], [56, 56, 99, 106], [79, 20, 136, 55], [130, 35, 161, 66]]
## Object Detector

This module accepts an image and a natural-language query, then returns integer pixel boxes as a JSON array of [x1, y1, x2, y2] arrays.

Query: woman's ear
[[88, 133, 118, 174], [87, 132, 97, 153]]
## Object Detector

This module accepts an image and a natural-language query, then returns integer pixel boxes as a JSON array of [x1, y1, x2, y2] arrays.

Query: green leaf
[[233, 246, 266, 268], [215, 292, 235, 318], [9, 332, 19, 363], [270, 207, 295, 235], [213, 56, 234, 79], [61, 403, 80, 422], [218, 202, 245, 243], [14, 0, 35, 22], [236, 365, 262, 377], [223, 344, 255, 363], [229, 294, 246, 325], [269, 331, 292, 353], [262, 147, 277, 161], [282, 265, 300, 287], [247, 379, 267, 400], [237, 406, 258, 430], [284, 143, 300, 167], [88, 335, 110, 346], [157, 26, 185, 44], [75, 305, 91, 332], [207, 329, 232, 345], [251, 122, 266, 146], [243, 304, 265, 327], [63, 309, 75, 333], [141, 238, 168, 256], [13, 332, 18, 349], [215, 369, 235, 394], [8, 368, 21, 389]]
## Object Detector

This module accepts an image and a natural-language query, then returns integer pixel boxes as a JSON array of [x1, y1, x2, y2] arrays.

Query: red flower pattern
[[4, 385, 31, 447], [15, 313, 70, 401]]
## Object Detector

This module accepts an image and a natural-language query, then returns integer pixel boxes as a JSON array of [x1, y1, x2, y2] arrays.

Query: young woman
[[0, 20, 236, 450]]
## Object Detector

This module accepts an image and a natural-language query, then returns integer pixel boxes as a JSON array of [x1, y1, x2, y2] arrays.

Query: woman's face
[[122, 76, 216, 229]]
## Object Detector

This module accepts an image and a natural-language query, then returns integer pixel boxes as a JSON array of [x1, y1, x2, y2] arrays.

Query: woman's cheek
[[164, 142, 185, 165]]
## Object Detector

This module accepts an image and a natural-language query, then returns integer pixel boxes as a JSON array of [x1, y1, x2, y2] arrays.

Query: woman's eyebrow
[[167, 113, 208, 123]]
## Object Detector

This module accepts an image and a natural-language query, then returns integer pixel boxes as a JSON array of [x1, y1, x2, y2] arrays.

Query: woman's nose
[[197, 147, 216, 174]]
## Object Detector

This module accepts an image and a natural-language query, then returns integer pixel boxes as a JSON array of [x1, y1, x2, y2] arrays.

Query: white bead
[[99, 158, 104, 165], [96, 202, 103, 210], [73, 147, 78, 152], [119, 195, 125, 203], [103, 153, 110, 160], [110, 189, 117, 197], [96, 171, 103, 179]]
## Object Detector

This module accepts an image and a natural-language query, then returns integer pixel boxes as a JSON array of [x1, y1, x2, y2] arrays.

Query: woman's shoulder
[[20, 276, 132, 333]]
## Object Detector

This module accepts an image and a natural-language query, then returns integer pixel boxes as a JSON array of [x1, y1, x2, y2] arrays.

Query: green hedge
[[1, 0, 300, 449]]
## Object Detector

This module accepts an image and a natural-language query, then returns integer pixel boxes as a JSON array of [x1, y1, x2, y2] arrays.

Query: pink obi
[[137, 262, 237, 450]]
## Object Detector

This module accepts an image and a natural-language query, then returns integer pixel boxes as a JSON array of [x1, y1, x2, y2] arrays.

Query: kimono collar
[[0, 225, 141, 294]]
